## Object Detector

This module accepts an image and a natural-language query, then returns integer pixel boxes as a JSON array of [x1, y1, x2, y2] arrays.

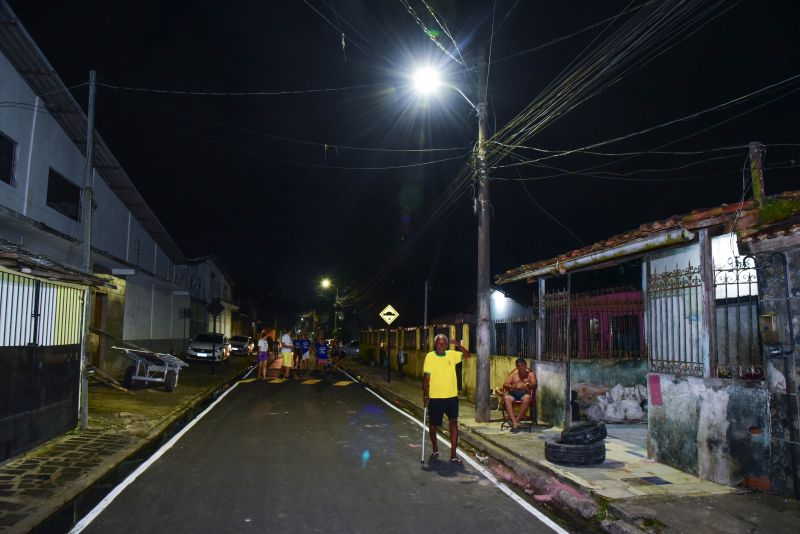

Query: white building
[[0, 2, 236, 370]]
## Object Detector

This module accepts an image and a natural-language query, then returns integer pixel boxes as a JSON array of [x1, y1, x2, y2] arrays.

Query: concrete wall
[[91, 176, 129, 261], [490, 290, 533, 321], [647, 373, 771, 486], [0, 51, 36, 214], [755, 246, 800, 496], [122, 275, 186, 354]]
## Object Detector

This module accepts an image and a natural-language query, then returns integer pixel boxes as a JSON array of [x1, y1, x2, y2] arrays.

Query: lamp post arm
[[446, 83, 478, 112]]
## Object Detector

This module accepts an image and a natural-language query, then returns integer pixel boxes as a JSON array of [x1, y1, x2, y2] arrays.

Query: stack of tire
[[544, 422, 607, 466]]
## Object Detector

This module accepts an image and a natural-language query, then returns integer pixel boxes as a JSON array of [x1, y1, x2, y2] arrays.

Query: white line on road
[[69, 365, 256, 533], [339, 368, 569, 534]]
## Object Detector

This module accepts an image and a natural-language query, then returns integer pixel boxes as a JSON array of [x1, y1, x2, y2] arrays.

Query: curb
[[14, 364, 254, 534]]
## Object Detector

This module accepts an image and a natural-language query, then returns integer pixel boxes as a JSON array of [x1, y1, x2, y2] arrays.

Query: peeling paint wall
[[535, 361, 567, 426], [647, 373, 770, 485], [755, 246, 800, 497]]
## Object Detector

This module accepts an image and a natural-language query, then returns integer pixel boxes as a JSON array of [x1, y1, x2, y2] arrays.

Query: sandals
[[449, 457, 463, 466], [429, 451, 440, 461]]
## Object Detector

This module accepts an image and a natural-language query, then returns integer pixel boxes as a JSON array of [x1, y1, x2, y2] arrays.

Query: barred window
[[46, 169, 81, 221], [0, 132, 15, 185]]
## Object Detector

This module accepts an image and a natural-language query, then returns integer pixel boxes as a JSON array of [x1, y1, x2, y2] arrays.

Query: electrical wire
[[493, 72, 800, 169], [97, 81, 385, 97], [396, 0, 466, 67], [302, 0, 387, 65], [495, 1, 653, 63], [146, 99, 471, 154], [486, 0, 734, 169], [181, 126, 472, 171]]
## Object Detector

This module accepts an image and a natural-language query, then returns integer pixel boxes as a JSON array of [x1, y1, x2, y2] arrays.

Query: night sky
[[9, 0, 799, 327]]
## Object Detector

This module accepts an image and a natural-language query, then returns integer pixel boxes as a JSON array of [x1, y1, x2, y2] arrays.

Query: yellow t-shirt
[[423, 350, 462, 399]]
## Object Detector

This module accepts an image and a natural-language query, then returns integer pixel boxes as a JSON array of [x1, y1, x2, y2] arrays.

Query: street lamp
[[411, 55, 492, 422], [320, 278, 339, 333]]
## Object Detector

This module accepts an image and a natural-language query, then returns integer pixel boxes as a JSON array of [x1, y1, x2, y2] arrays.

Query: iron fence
[[647, 265, 703, 376], [646, 259, 761, 378], [491, 317, 536, 359], [402, 328, 417, 350], [714, 257, 760, 377], [542, 290, 569, 361], [0, 270, 84, 347], [539, 289, 643, 362]]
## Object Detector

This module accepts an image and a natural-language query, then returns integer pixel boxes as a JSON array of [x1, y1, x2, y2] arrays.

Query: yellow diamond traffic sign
[[379, 305, 400, 325]]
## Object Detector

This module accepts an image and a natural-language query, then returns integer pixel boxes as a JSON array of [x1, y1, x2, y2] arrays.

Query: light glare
[[412, 66, 441, 95]]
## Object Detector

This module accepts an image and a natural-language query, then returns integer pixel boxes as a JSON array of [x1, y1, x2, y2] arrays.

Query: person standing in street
[[313, 336, 330, 378], [422, 334, 470, 465], [279, 328, 295, 379], [257, 331, 270, 380], [299, 333, 311, 378]]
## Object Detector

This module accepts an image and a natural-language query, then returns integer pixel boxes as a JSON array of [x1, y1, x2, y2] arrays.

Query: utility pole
[[748, 141, 765, 208], [423, 279, 429, 330], [475, 48, 491, 422], [333, 289, 339, 333], [79, 70, 97, 431]]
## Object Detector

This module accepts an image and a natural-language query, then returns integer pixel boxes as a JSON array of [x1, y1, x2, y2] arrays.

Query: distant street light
[[411, 55, 492, 423], [320, 278, 339, 333]]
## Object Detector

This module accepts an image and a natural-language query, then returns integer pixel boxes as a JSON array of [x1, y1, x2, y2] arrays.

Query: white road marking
[[339, 368, 568, 534], [69, 365, 256, 533]]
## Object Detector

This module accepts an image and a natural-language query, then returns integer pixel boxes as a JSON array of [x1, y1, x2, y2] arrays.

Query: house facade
[[496, 181, 800, 497], [0, 3, 239, 457]]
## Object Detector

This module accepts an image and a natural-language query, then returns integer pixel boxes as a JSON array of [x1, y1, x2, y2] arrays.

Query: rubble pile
[[586, 383, 648, 423]]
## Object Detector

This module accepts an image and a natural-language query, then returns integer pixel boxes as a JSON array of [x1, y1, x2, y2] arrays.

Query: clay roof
[[496, 190, 800, 285]]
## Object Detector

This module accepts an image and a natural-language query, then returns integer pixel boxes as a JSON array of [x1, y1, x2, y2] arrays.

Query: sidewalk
[[340, 359, 800, 533], [0, 356, 254, 534]]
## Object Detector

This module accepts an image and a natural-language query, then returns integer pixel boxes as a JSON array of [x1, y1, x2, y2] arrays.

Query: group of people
[[256, 329, 342, 380]]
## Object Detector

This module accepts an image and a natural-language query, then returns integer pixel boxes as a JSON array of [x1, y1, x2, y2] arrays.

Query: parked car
[[186, 333, 231, 363], [229, 335, 254, 356], [342, 339, 359, 357]]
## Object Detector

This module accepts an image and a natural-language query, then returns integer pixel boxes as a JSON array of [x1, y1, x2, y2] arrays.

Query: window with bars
[[0, 132, 15, 186], [46, 169, 81, 221]]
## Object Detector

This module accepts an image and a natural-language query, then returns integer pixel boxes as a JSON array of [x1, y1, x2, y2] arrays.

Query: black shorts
[[428, 397, 459, 426]]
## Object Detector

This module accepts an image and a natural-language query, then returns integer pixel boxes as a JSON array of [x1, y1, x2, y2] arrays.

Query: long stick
[[420, 405, 427, 464]]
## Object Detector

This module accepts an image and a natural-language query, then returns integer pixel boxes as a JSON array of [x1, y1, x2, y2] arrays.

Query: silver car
[[229, 335, 254, 356], [342, 340, 360, 357], [186, 333, 231, 363]]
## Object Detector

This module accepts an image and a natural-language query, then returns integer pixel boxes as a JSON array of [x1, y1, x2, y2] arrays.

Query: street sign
[[379, 305, 399, 325], [206, 298, 224, 317]]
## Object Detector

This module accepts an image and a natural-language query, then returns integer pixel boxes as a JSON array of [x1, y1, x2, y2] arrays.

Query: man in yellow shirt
[[422, 334, 470, 465]]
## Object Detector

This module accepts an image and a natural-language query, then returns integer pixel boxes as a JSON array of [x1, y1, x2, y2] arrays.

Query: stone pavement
[[0, 355, 254, 534], [339, 359, 800, 533]]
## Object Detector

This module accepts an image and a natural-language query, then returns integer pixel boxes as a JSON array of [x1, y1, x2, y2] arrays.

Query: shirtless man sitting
[[502, 358, 537, 431]]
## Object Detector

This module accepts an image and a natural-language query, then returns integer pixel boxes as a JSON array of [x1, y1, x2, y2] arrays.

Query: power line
[[97, 81, 385, 97], [397, 0, 466, 67], [177, 124, 472, 171], [147, 99, 471, 154], [495, 1, 653, 63], [493, 72, 800, 169]]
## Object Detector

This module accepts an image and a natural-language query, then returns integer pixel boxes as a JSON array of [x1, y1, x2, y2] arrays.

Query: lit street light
[[320, 278, 340, 334], [411, 54, 492, 422]]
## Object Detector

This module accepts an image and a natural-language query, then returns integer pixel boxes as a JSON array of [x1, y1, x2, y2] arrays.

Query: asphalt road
[[76, 370, 566, 533]]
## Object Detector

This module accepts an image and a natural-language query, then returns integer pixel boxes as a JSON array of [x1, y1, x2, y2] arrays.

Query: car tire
[[124, 365, 138, 389], [545, 439, 605, 466], [164, 370, 177, 392], [560, 422, 607, 445]]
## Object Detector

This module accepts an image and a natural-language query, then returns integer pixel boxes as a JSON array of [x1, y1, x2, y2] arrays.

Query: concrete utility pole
[[475, 48, 491, 422], [79, 70, 97, 431]]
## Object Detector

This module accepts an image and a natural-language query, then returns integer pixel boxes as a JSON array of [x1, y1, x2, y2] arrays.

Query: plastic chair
[[495, 386, 537, 432]]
